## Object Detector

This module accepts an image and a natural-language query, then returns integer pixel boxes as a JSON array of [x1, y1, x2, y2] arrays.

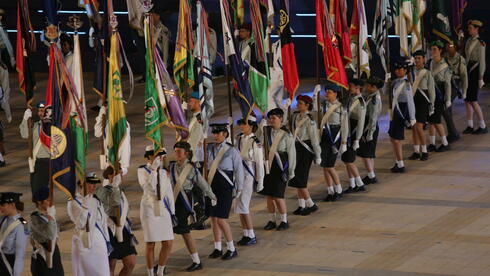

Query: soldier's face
[[268, 115, 282, 129], [188, 98, 200, 112], [297, 100, 308, 112], [86, 183, 97, 195], [37, 108, 45, 119], [0, 203, 14, 216], [239, 123, 252, 134], [366, 84, 377, 93], [349, 84, 361, 95], [37, 199, 50, 211], [326, 90, 337, 102], [414, 56, 425, 68], [447, 45, 457, 56], [430, 46, 441, 58], [174, 148, 188, 162], [395, 68, 407, 78], [468, 25, 478, 36], [239, 29, 251, 40], [213, 132, 226, 143]]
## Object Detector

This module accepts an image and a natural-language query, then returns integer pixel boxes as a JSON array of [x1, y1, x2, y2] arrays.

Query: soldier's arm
[[355, 104, 366, 141], [194, 169, 217, 200], [480, 42, 486, 78]]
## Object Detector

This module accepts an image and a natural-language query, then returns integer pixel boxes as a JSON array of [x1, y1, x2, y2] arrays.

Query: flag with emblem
[[173, 0, 194, 98], [350, 0, 371, 77], [331, 0, 352, 65], [232, 0, 244, 27], [395, 0, 412, 57], [16, 0, 36, 109], [279, 0, 299, 100], [431, 0, 453, 44]]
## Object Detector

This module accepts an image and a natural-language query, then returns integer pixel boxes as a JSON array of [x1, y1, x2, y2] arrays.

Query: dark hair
[[15, 201, 24, 212], [103, 166, 115, 180], [174, 141, 193, 160]]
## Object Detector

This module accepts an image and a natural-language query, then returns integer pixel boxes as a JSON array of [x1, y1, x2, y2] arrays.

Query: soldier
[[235, 116, 264, 245], [30, 187, 64, 276], [138, 147, 174, 276], [20, 102, 50, 196], [446, 42, 467, 143], [464, 20, 487, 134], [0, 192, 28, 276], [409, 50, 435, 161], [358, 76, 384, 183], [0, 9, 14, 124], [289, 95, 321, 216], [97, 167, 137, 276], [238, 23, 253, 64], [187, 91, 205, 166], [68, 175, 111, 276], [168, 141, 217, 271], [318, 83, 344, 201], [341, 79, 367, 193], [206, 123, 244, 260], [259, 108, 296, 231], [428, 41, 452, 152], [389, 59, 416, 173]]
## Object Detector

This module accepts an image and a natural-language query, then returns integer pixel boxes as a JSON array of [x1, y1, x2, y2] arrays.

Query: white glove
[[112, 174, 122, 187], [23, 109, 32, 121], [410, 119, 417, 127], [181, 101, 188, 110], [462, 92, 467, 100], [211, 199, 217, 206], [121, 167, 128, 176], [314, 84, 322, 96], [445, 101, 452, 109], [89, 27, 95, 38], [99, 105, 107, 116], [10, 57, 15, 67], [285, 98, 292, 108], [227, 116, 234, 126], [150, 158, 161, 171], [256, 182, 264, 192], [235, 190, 242, 199], [288, 174, 295, 181], [47, 205, 56, 219], [339, 144, 347, 154], [352, 140, 360, 151], [479, 79, 485, 89], [315, 158, 322, 165]]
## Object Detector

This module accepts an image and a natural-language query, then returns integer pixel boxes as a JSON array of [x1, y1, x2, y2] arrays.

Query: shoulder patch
[[280, 126, 291, 133], [18, 217, 29, 234], [478, 38, 485, 46], [252, 135, 260, 144]]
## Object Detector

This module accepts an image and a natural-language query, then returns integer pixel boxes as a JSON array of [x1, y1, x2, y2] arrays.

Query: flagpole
[[316, 41, 322, 129]]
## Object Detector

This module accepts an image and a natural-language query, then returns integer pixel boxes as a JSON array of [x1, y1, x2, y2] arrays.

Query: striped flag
[[279, 0, 299, 100], [350, 0, 371, 77], [173, 0, 195, 97], [372, 0, 393, 75], [411, 0, 426, 52], [395, 0, 413, 57], [232, 0, 244, 27]]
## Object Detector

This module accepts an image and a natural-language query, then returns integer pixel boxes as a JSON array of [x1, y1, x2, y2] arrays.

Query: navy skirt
[[357, 124, 379, 158], [466, 61, 480, 102], [210, 170, 234, 219], [289, 141, 314, 188], [389, 102, 409, 140], [320, 125, 341, 168], [260, 152, 288, 198]]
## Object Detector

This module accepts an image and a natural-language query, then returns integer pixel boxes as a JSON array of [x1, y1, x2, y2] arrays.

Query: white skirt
[[71, 231, 110, 276], [234, 173, 254, 214], [140, 200, 174, 242]]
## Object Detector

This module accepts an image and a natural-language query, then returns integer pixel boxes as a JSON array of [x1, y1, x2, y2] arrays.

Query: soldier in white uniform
[[463, 20, 487, 134], [235, 116, 264, 245], [138, 147, 174, 276], [446, 42, 467, 142], [67, 175, 111, 276], [0, 9, 14, 124]]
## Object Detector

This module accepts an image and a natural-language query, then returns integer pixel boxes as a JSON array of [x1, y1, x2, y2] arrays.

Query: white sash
[[172, 163, 193, 202], [208, 144, 230, 184], [391, 81, 407, 120], [293, 115, 313, 153], [431, 61, 449, 78], [349, 99, 362, 136], [412, 69, 431, 102], [239, 136, 253, 161], [467, 38, 479, 62], [0, 219, 21, 275], [268, 129, 285, 170], [319, 103, 341, 135]]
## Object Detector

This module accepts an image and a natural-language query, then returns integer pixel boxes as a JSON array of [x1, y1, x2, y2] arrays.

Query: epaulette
[[30, 210, 40, 217], [478, 37, 486, 46], [251, 135, 260, 144], [18, 217, 29, 234], [293, 111, 300, 114], [280, 126, 291, 134], [226, 142, 234, 147]]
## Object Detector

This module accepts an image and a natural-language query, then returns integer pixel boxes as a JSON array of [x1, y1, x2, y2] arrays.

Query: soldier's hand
[[445, 101, 452, 109], [479, 79, 485, 89], [256, 182, 264, 192], [353, 140, 360, 151], [47, 205, 56, 219], [339, 144, 347, 154], [314, 84, 322, 96], [89, 27, 95, 38], [315, 158, 322, 165], [23, 109, 32, 121], [10, 57, 15, 67], [211, 199, 217, 206], [410, 119, 417, 127]]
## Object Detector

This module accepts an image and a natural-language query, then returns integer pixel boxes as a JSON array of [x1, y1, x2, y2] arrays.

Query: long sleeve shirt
[[430, 59, 452, 103], [321, 99, 343, 126], [392, 77, 416, 121], [413, 67, 436, 106], [236, 133, 265, 185], [207, 142, 244, 191], [19, 120, 51, 158], [465, 35, 486, 77], [30, 211, 57, 243], [0, 214, 28, 276], [187, 112, 204, 163], [341, 94, 366, 143], [137, 166, 176, 215], [447, 53, 469, 94], [170, 160, 216, 200], [364, 91, 382, 141], [291, 111, 322, 160]]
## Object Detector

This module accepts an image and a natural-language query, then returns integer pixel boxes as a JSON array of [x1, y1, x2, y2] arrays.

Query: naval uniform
[[68, 193, 111, 276], [30, 210, 64, 276], [206, 142, 244, 219], [137, 165, 175, 242], [357, 90, 382, 158], [389, 77, 416, 140], [169, 160, 216, 234], [465, 35, 486, 102], [429, 59, 452, 125], [412, 67, 435, 124], [0, 214, 28, 276], [341, 94, 366, 163], [235, 133, 265, 213], [259, 126, 296, 198], [319, 100, 344, 168]]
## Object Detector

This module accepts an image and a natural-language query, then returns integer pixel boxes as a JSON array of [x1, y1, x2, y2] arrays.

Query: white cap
[[145, 145, 154, 152]]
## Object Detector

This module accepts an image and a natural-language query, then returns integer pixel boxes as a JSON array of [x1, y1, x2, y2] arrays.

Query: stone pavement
[[0, 73, 489, 275]]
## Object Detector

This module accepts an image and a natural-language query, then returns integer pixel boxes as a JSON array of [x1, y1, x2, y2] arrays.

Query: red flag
[[279, 0, 299, 99], [331, 0, 352, 65], [316, 0, 348, 89]]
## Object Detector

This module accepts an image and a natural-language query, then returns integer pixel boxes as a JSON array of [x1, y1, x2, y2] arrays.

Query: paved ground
[[1, 73, 489, 276]]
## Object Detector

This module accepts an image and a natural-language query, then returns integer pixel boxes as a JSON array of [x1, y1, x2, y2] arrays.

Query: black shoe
[[408, 152, 421, 160], [323, 194, 334, 202], [293, 207, 304, 215], [473, 127, 488, 134], [427, 144, 436, 152], [263, 221, 276, 230], [221, 250, 238, 260], [354, 185, 366, 192], [243, 237, 257, 246], [463, 127, 474, 134], [0, 161, 5, 167], [153, 265, 168, 275], [390, 164, 405, 173], [436, 144, 450, 152], [186, 262, 203, 272], [344, 186, 356, 194], [237, 236, 249, 246], [208, 249, 222, 259], [276, 221, 289, 231], [334, 193, 342, 200], [362, 176, 378, 184], [307, 204, 318, 213], [447, 135, 460, 143], [420, 152, 429, 161], [90, 105, 101, 112]]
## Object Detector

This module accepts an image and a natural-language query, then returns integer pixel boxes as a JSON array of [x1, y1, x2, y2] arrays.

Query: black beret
[[267, 108, 284, 118]]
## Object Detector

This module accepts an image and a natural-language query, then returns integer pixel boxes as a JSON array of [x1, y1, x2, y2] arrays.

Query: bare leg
[[266, 196, 275, 213], [119, 254, 136, 276], [429, 124, 436, 137], [109, 259, 117, 276], [182, 233, 198, 254], [435, 124, 447, 137], [391, 138, 403, 161], [465, 102, 474, 122], [239, 213, 254, 230], [415, 123, 426, 145], [158, 240, 173, 266], [323, 168, 333, 187], [471, 102, 485, 122], [274, 198, 287, 215], [327, 168, 341, 186], [211, 217, 222, 243], [145, 242, 155, 269], [346, 163, 360, 178], [217, 218, 234, 242], [412, 126, 419, 146]]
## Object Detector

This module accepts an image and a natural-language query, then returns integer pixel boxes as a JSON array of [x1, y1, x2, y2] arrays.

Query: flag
[[144, 14, 168, 153], [394, 0, 412, 57], [411, 0, 426, 52], [279, 0, 299, 100], [316, 0, 348, 89], [126, 0, 144, 32], [452, 0, 467, 37], [259, 0, 275, 28], [195, 1, 215, 130], [220, 0, 256, 118], [350, 0, 370, 77], [372, 0, 393, 75], [107, 33, 128, 173], [173, 0, 195, 97], [248, 0, 269, 112], [232, 0, 244, 27], [16, 0, 36, 109], [331, 0, 352, 65], [431, 0, 453, 44]]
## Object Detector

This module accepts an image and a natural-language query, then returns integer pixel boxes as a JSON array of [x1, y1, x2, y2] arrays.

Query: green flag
[[431, 0, 453, 44]]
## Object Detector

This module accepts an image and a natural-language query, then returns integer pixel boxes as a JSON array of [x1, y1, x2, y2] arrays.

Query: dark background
[[1, 0, 489, 80]]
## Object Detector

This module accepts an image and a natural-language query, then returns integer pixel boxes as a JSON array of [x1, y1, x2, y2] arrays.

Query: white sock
[[214, 241, 222, 251], [269, 213, 276, 222], [157, 265, 165, 276], [468, 120, 474, 128], [441, 136, 448, 146], [397, 160, 405, 167], [243, 229, 248, 237], [280, 213, 287, 223], [0, 153, 4, 162], [413, 145, 420, 153], [247, 229, 255, 238], [429, 136, 436, 145], [368, 171, 375, 178], [298, 198, 305, 208], [349, 178, 356, 188], [335, 184, 343, 194], [421, 145, 427, 153], [480, 120, 486, 128], [190, 252, 200, 264], [327, 186, 335, 194], [355, 176, 364, 187], [147, 269, 154, 276], [305, 198, 315, 208], [226, 241, 235, 252]]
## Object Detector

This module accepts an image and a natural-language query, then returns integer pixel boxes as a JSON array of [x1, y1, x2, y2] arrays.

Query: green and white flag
[[395, 0, 413, 57], [411, 0, 426, 52], [431, 0, 453, 44]]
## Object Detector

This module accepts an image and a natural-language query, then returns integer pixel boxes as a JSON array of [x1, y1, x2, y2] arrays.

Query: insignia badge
[[50, 126, 67, 159], [145, 97, 158, 126], [279, 9, 288, 33]]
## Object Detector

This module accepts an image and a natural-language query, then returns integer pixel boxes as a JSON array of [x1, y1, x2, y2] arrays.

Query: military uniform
[[389, 77, 416, 140], [465, 35, 486, 102], [429, 58, 452, 125], [319, 99, 344, 168], [412, 67, 435, 124], [187, 111, 205, 164], [447, 52, 468, 100], [341, 94, 366, 163], [357, 90, 382, 158]]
